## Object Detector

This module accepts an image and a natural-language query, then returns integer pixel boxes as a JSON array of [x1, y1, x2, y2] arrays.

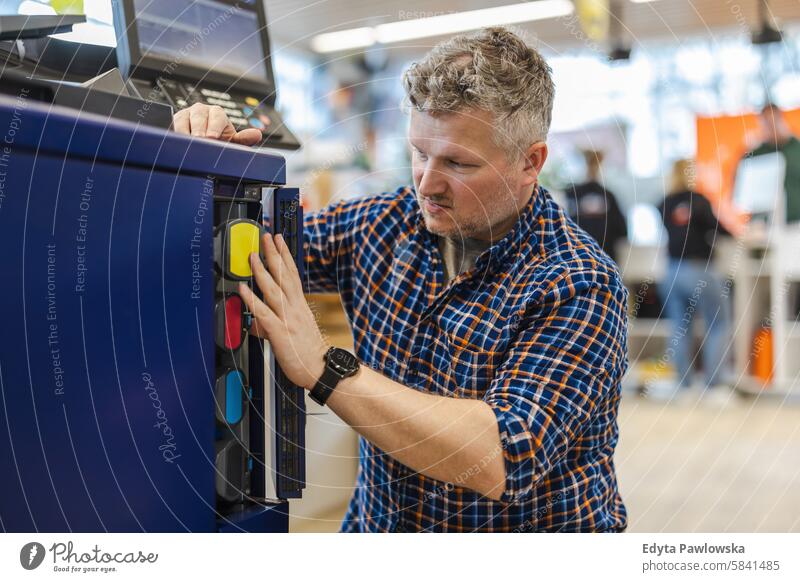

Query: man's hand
[[173, 103, 263, 146], [239, 233, 330, 391], [239, 234, 506, 500]]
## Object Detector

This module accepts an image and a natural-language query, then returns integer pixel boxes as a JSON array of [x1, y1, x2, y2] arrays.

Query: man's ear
[[521, 141, 548, 187]]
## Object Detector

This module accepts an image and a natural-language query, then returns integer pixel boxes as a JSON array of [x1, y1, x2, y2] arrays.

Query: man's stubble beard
[[419, 184, 527, 242]]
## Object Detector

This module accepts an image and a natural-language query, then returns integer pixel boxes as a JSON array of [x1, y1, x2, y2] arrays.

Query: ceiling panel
[[264, 0, 800, 56]]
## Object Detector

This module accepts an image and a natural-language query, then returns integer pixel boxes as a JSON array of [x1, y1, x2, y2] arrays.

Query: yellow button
[[228, 221, 261, 278], [245, 96, 259, 107]]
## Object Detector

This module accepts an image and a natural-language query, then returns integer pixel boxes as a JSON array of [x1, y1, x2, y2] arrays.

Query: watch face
[[329, 348, 358, 374]]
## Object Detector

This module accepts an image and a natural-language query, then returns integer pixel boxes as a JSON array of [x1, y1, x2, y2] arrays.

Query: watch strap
[[309, 365, 342, 406]]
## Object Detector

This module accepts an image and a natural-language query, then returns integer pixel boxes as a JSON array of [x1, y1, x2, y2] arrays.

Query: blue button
[[225, 371, 244, 425]]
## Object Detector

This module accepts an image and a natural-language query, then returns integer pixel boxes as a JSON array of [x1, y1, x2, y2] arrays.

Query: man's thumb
[[231, 129, 263, 147]]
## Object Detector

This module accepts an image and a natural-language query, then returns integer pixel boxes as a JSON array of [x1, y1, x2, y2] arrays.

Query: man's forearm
[[326, 366, 506, 501]]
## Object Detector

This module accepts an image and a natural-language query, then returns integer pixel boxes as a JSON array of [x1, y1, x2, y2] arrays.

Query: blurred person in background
[[658, 159, 732, 396], [565, 149, 627, 264], [746, 103, 800, 223]]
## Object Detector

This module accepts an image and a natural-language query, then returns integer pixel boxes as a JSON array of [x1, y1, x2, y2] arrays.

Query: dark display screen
[[132, 0, 268, 83]]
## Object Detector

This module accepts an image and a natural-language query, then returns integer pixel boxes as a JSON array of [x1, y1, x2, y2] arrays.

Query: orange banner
[[695, 108, 800, 230], [696, 108, 800, 204]]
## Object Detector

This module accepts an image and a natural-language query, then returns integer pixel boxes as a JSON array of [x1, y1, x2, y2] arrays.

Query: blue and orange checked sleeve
[[303, 191, 412, 297], [303, 197, 356, 295], [483, 268, 629, 504]]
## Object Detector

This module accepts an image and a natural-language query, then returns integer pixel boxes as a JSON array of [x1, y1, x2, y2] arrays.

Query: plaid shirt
[[303, 186, 628, 532]]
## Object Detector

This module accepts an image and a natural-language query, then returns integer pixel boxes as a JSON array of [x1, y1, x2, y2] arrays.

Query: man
[[174, 27, 628, 532], [565, 149, 628, 264], [745, 102, 800, 223]]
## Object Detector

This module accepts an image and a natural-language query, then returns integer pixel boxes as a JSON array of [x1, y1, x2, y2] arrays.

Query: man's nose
[[416, 162, 447, 197]]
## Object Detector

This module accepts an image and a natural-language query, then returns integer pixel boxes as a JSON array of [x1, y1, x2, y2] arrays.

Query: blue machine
[[0, 93, 305, 532]]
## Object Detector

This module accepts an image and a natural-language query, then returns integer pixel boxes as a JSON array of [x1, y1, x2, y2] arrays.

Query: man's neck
[[438, 234, 491, 282]]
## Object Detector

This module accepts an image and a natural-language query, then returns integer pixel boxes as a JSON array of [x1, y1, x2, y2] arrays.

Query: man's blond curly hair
[[402, 27, 555, 161]]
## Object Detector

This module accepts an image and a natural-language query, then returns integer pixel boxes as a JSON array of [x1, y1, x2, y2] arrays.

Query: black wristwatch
[[309, 347, 360, 406]]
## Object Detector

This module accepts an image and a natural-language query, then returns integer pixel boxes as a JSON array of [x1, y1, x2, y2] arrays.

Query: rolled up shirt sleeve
[[483, 268, 628, 504]]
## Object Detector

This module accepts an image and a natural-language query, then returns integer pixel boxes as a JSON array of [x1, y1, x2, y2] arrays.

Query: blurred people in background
[[566, 149, 628, 263], [747, 103, 800, 223], [659, 159, 732, 394]]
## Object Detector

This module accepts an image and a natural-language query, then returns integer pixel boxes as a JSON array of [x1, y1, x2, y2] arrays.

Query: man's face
[[408, 108, 543, 242]]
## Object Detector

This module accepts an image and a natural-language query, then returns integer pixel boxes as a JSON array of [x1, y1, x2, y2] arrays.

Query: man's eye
[[415, 150, 428, 160], [449, 160, 473, 168]]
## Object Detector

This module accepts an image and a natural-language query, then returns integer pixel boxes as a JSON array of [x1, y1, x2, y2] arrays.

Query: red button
[[215, 293, 246, 351], [224, 295, 243, 349]]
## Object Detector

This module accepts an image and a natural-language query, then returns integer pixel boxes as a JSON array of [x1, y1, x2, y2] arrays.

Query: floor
[[616, 390, 800, 532], [291, 390, 800, 532]]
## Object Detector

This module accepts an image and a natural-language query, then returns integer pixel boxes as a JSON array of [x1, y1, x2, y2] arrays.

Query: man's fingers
[[188, 104, 209, 137], [231, 128, 263, 146], [261, 233, 301, 298], [260, 233, 288, 290], [275, 234, 299, 274], [238, 283, 277, 338], [174, 105, 262, 146], [275, 234, 302, 294], [173, 110, 190, 135], [206, 106, 231, 139], [249, 251, 289, 316]]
